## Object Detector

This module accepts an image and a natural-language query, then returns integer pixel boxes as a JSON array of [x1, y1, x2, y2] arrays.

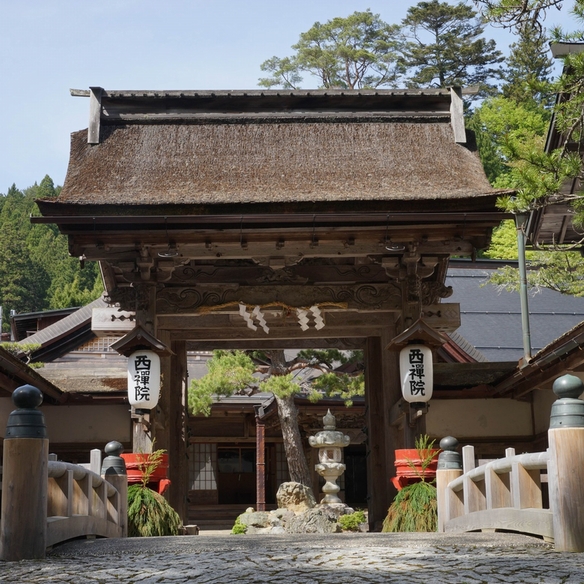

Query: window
[[217, 447, 255, 473], [189, 443, 217, 490]]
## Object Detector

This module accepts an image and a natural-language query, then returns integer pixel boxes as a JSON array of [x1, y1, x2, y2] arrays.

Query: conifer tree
[[400, 0, 505, 97]]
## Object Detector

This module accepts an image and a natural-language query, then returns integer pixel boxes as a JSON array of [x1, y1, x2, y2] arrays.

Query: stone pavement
[[2, 532, 584, 583]]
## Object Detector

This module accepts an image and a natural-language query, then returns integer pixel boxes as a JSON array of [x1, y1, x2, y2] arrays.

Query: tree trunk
[[274, 393, 313, 487], [268, 350, 313, 488]]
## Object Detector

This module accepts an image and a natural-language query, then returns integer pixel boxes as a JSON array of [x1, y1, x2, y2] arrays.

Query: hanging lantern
[[127, 350, 161, 409], [399, 344, 433, 404]]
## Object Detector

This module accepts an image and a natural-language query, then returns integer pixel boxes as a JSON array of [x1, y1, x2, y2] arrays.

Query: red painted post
[[255, 407, 266, 512]]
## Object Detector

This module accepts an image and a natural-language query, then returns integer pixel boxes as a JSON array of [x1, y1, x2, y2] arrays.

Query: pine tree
[[400, 0, 505, 97], [189, 349, 363, 487], [259, 10, 403, 89], [503, 23, 554, 106]]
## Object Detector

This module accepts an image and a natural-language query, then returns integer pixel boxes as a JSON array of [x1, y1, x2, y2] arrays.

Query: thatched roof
[[57, 122, 495, 207], [42, 89, 502, 211]]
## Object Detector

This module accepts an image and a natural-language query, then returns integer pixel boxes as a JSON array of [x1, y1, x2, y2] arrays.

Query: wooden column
[[132, 285, 158, 454], [1, 386, 49, 561], [255, 409, 266, 512], [364, 336, 390, 531], [156, 333, 189, 523], [547, 374, 584, 552], [549, 427, 584, 552], [380, 321, 406, 503], [435, 438, 463, 533], [436, 468, 463, 532]]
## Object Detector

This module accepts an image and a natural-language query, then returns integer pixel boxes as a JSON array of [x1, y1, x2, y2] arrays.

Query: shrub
[[231, 516, 247, 535], [382, 480, 437, 532], [127, 484, 182, 537], [126, 447, 182, 537], [338, 510, 366, 532]]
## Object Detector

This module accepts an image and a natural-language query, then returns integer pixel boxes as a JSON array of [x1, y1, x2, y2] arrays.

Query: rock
[[272, 508, 295, 523], [276, 482, 316, 513], [286, 506, 343, 534], [237, 511, 272, 529], [246, 526, 273, 535]]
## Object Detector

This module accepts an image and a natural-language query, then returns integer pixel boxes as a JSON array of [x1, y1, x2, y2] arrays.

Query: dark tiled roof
[[446, 265, 584, 362], [17, 296, 107, 351]]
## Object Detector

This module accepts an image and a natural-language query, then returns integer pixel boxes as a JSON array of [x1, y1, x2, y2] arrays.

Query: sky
[[0, 0, 577, 192]]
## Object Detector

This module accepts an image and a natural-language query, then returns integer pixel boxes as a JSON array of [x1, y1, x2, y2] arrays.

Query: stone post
[[0, 385, 49, 561], [548, 374, 584, 552], [101, 440, 128, 538], [435, 436, 462, 533]]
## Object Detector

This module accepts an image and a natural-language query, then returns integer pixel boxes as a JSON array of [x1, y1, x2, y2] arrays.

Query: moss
[[231, 516, 247, 535], [338, 510, 367, 532]]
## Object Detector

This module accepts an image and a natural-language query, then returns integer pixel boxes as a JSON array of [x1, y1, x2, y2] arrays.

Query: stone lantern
[[309, 410, 350, 504]]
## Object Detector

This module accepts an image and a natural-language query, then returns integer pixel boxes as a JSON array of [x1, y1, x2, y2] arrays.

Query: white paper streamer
[[310, 305, 325, 330], [239, 303, 257, 331], [297, 308, 310, 331], [252, 305, 270, 334]]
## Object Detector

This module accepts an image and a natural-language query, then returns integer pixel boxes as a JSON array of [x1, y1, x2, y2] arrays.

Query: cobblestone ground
[[2, 533, 584, 583]]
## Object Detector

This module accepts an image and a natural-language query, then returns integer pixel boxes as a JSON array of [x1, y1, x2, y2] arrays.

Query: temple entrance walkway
[[2, 532, 584, 583]]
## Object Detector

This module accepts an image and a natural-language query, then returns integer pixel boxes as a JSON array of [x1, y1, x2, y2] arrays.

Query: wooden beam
[[186, 338, 366, 351], [450, 87, 466, 144], [157, 283, 402, 314], [79, 238, 477, 262], [88, 87, 103, 144]]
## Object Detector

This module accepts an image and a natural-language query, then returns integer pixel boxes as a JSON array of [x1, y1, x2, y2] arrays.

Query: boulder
[[276, 482, 316, 513], [286, 506, 344, 534], [237, 510, 272, 529]]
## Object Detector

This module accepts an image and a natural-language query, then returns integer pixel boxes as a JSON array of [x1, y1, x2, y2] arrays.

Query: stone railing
[[0, 385, 127, 561], [437, 374, 584, 552]]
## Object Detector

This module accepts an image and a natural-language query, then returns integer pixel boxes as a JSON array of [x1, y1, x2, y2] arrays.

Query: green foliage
[[503, 23, 554, 106], [259, 10, 403, 89], [259, 3, 508, 96], [401, 0, 505, 97], [482, 220, 537, 260], [188, 350, 255, 415], [231, 516, 247, 535], [297, 348, 349, 368], [481, 7, 584, 218], [135, 448, 167, 488], [383, 435, 439, 532], [469, 97, 549, 185], [127, 484, 182, 537], [473, 0, 568, 32], [0, 342, 41, 363], [488, 252, 584, 295], [382, 481, 438, 532], [0, 178, 102, 324], [261, 373, 299, 398], [188, 349, 364, 415], [0, 222, 49, 318], [338, 510, 367, 532], [310, 372, 364, 406], [483, 221, 584, 296], [408, 435, 440, 478]]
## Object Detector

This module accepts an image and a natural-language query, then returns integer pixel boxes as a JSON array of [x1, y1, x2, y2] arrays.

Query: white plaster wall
[[532, 388, 557, 435], [427, 398, 533, 438], [0, 398, 131, 443]]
